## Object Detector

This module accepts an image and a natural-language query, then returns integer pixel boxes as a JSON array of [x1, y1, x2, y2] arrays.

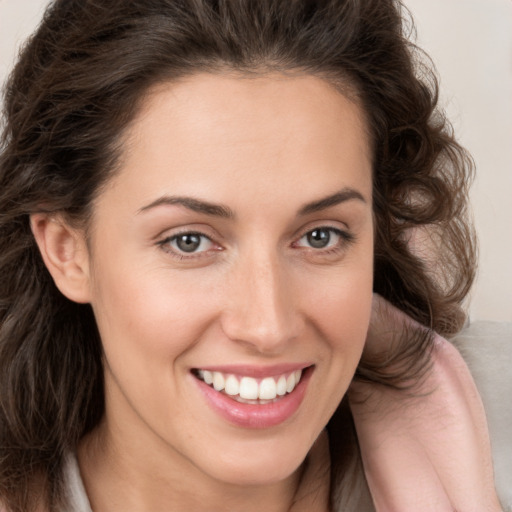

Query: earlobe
[[30, 213, 92, 304]]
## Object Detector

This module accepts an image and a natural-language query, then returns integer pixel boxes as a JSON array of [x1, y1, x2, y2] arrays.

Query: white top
[[61, 454, 93, 512]]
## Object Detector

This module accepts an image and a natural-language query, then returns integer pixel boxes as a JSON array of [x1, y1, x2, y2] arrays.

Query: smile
[[195, 369, 303, 403], [192, 365, 313, 428]]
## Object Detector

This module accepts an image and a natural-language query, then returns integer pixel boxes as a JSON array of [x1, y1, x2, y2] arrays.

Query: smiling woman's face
[[83, 73, 374, 488]]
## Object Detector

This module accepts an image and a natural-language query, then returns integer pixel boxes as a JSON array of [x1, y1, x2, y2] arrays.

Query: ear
[[30, 213, 92, 303]]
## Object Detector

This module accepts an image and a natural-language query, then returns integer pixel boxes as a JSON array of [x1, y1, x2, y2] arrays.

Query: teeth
[[286, 372, 296, 393], [239, 377, 259, 400], [203, 370, 213, 385], [213, 372, 225, 391], [276, 375, 287, 396], [259, 377, 277, 400], [197, 369, 304, 401], [224, 375, 239, 396]]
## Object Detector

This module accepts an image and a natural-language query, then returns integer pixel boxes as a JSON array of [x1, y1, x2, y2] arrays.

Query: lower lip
[[194, 368, 312, 429]]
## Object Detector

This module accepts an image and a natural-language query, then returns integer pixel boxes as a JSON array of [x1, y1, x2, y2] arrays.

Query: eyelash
[[158, 226, 355, 261], [293, 226, 355, 254], [158, 231, 218, 260]]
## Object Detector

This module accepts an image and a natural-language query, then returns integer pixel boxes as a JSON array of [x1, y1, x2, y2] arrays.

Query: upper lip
[[192, 363, 313, 378]]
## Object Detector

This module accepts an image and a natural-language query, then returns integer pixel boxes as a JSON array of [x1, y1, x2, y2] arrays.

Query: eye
[[295, 227, 351, 250], [164, 232, 214, 254]]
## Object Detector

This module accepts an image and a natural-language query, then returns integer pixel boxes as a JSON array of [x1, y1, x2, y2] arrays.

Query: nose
[[220, 252, 303, 354]]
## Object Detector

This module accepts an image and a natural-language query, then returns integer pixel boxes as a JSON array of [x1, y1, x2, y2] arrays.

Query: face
[[83, 73, 373, 488]]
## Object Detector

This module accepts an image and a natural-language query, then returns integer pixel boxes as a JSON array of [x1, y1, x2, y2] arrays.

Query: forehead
[[103, 72, 372, 213]]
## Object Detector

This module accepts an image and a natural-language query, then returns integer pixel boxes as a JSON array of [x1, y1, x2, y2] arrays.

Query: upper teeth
[[197, 369, 303, 401]]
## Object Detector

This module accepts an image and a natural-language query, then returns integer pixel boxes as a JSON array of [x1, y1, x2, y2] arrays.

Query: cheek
[[303, 261, 373, 347], [292, 264, 372, 428], [301, 256, 373, 396], [90, 262, 219, 374], [315, 288, 371, 376], [90, 265, 223, 433]]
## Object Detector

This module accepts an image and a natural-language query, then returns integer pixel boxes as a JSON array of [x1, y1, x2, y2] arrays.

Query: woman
[[0, 1, 501, 511]]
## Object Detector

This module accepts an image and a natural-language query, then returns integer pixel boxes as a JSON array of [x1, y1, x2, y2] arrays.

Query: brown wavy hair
[[0, 0, 476, 510]]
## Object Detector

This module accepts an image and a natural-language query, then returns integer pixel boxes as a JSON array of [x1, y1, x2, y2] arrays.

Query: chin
[[194, 431, 314, 488]]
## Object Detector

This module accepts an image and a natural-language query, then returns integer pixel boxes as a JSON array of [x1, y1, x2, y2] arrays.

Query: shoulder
[[350, 310, 502, 511], [414, 335, 502, 510]]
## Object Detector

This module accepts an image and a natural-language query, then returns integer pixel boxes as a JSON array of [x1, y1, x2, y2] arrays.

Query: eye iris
[[176, 233, 201, 252], [307, 229, 330, 248]]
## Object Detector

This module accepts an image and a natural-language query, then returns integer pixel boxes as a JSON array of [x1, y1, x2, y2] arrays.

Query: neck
[[77, 419, 305, 512]]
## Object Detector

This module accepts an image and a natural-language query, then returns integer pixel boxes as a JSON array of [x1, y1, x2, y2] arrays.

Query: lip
[[193, 365, 313, 429], [194, 362, 312, 379]]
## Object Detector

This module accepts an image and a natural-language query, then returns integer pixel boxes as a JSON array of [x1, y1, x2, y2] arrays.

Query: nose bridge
[[222, 247, 301, 352]]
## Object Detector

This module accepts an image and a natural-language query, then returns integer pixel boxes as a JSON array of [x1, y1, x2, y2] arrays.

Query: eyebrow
[[138, 187, 366, 219], [138, 196, 235, 218], [298, 188, 367, 215]]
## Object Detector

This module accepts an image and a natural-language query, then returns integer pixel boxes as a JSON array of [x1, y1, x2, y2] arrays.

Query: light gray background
[[1, 0, 511, 322]]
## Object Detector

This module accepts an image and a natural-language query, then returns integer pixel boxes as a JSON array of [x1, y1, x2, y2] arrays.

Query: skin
[[33, 74, 374, 511]]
